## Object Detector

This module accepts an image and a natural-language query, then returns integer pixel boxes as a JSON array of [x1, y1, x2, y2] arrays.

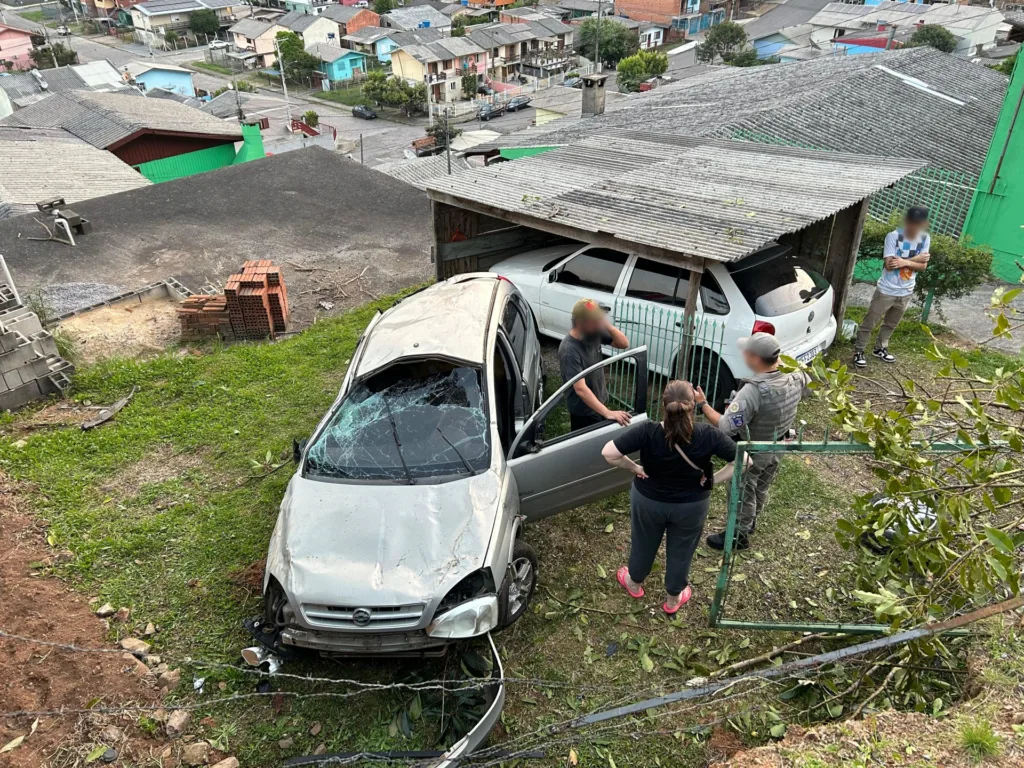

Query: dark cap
[[905, 206, 929, 223]]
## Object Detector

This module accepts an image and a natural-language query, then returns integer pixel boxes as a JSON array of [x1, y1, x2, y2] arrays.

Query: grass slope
[[1, 294, 1017, 766]]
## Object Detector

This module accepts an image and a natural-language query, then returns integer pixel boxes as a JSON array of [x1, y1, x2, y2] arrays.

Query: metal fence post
[[709, 441, 745, 627]]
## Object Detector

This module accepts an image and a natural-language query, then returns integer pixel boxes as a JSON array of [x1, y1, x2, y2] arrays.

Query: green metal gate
[[709, 435, 978, 636]]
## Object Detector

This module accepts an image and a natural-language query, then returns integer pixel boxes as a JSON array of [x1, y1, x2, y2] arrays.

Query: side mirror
[[292, 437, 309, 465], [547, 270, 557, 283]]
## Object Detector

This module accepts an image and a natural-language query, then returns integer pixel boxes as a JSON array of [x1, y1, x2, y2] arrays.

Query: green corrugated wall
[[963, 56, 1024, 283], [134, 144, 238, 184]]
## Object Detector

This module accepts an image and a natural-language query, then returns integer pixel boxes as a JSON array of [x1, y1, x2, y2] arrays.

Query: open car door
[[507, 347, 648, 521]]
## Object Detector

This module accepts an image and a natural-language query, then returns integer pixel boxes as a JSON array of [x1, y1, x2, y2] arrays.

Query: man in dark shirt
[[558, 298, 631, 432]]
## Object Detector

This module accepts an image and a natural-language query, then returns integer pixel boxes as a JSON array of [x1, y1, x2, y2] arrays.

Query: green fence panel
[[134, 144, 238, 184]]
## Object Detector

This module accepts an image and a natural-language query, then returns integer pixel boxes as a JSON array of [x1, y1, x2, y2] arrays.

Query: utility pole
[[426, 74, 433, 127], [273, 35, 293, 125], [232, 73, 244, 121], [359, 133, 364, 163], [594, 0, 602, 73], [883, 24, 896, 50], [444, 108, 451, 175]]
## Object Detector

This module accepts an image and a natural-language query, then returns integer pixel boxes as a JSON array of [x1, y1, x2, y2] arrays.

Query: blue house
[[342, 26, 401, 63], [125, 62, 196, 98], [306, 43, 369, 82]]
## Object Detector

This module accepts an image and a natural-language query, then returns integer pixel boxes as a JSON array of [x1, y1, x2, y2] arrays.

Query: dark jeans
[[627, 484, 710, 596], [569, 408, 603, 432]]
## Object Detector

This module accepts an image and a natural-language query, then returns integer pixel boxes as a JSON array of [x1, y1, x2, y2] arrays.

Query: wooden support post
[[677, 261, 704, 379], [822, 198, 870, 328]]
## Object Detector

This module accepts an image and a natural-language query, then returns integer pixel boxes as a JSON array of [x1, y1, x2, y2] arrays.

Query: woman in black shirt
[[601, 380, 743, 614]]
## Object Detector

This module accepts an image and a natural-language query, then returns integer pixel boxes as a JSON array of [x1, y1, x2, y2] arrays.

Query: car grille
[[301, 603, 426, 630]]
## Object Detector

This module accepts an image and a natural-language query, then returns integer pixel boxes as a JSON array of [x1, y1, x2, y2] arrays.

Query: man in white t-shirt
[[853, 207, 931, 369]]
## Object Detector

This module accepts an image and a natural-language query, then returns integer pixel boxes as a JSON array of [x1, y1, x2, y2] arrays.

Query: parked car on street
[[506, 95, 532, 112], [208, 39, 229, 49], [477, 102, 505, 121], [562, 76, 582, 89], [56, 24, 71, 35], [490, 242, 837, 406], [261, 273, 648, 660], [352, 104, 377, 119]]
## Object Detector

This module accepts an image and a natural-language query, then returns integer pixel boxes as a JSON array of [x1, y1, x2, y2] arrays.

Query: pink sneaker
[[663, 585, 693, 615], [616, 566, 644, 599]]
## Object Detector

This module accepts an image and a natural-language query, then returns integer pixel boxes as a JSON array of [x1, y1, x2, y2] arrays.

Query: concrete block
[[23, 356, 54, 379], [2, 368, 24, 390], [29, 331, 58, 358], [0, 309, 43, 338], [0, 379, 43, 411], [0, 342, 40, 371]]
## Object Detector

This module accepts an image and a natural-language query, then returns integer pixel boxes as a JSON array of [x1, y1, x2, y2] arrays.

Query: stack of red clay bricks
[[177, 260, 289, 342]]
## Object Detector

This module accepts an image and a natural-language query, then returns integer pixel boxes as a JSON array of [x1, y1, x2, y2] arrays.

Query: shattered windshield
[[305, 361, 490, 482]]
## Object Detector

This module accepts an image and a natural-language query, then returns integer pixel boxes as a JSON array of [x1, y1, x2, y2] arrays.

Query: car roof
[[354, 275, 499, 378]]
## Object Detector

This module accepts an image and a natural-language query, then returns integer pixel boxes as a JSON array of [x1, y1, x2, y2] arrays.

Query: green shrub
[[857, 214, 992, 306], [959, 719, 1001, 762]]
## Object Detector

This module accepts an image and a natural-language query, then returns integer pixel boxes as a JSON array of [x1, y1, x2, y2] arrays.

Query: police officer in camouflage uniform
[[694, 332, 808, 551]]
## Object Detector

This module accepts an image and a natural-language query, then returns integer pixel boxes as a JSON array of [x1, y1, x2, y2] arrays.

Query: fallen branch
[[286, 260, 315, 272], [543, 588, 647, 618], [81, 386, 138, 430], [710, 632, 832, 678]]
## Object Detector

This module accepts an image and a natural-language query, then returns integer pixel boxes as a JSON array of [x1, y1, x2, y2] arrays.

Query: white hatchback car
[[491, 241, 837, 405]]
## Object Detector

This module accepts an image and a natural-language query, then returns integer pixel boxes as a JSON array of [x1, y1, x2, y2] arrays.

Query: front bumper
[[281, 626, 452, 657]]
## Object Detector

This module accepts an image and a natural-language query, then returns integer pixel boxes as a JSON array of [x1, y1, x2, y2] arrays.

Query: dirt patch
[[8, 403, 99, 434], [0, 474, 164, 768], [230, 559, 266, 602], [59, 299, 181, 365], [727, 702, 1024, 767], [98, 445, 206, 501]]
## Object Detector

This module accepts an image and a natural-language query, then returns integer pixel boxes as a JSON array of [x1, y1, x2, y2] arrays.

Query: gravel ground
[[40, 283, 128, 317]]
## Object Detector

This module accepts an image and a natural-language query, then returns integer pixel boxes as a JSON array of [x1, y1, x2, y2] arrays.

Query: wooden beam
[[823, 199, 870, 327], [427, 190, 706, 273], [677, 263, 704, 379]]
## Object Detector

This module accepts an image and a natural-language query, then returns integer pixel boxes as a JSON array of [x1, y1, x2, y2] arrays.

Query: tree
[[616, 49, 668, 92], [302, 109, 320, 127], [578, 17, 638, 68], [373, 0, 396, 14], [164, 29, 179, 45], [30, 42, 78, 69], [991, 51, 1017, 76], [696, 20, 747, 63], [361, 71, 426, 115], [461, 72, 478, 99], [275, 30, 320, 82], [426, 116, 462, 149], [189, 8, 220, 36], [451, 16, 466, 37], [725, 49, 779, 67], [907, 24, 956, 54]]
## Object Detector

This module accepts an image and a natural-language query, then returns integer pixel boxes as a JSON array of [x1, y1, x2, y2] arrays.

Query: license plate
[[797, 345, 822, 364]]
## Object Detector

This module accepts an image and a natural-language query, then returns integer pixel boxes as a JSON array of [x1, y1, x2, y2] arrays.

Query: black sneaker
[[706, 530, 750, 551], [853, 351, 867, 369], [873, 347, 896, 363]]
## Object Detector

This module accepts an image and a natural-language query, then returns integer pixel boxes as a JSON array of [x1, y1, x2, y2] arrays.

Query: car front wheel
[[499, 539, 537, 628]]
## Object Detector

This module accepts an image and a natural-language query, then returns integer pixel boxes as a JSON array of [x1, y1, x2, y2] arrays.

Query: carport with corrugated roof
[[425, 130, 925, 343]]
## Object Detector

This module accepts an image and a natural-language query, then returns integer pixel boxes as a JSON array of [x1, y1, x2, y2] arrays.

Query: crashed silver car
[[260, 273, 649, 657]]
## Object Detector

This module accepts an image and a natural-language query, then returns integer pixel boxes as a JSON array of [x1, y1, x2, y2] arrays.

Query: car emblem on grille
[[352, 608, 372, 626]]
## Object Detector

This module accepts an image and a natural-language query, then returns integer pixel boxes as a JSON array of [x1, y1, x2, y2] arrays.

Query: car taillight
[[752, 320, 776, 335], [497, 275, 514, 285]]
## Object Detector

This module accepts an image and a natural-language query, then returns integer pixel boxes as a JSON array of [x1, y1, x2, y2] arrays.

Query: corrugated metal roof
[[468, 22, 537, 48], [399, 35, 485, 63], [427, 130, 925, 263], [278, 10, 322, 32], [0, 90, 241, 148], [374, 153, 475, 189], [344, 26, 391, 43], [810, 0, 1002, 32], [0, 135, 151, 220], [306, 42, 365, 62], [383, 4, 451, 29], [229, 18, 279, 37], [322, 4, 363, 22], [471, 48, 1005, 178], [0, 61, 126, 108]]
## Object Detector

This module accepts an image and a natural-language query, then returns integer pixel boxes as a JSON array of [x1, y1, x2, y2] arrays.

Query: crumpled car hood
[[269, 471, 502, 607]]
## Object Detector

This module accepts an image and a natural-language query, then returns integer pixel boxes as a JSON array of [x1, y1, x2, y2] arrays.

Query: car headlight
[[426, 595, 499, 639]]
